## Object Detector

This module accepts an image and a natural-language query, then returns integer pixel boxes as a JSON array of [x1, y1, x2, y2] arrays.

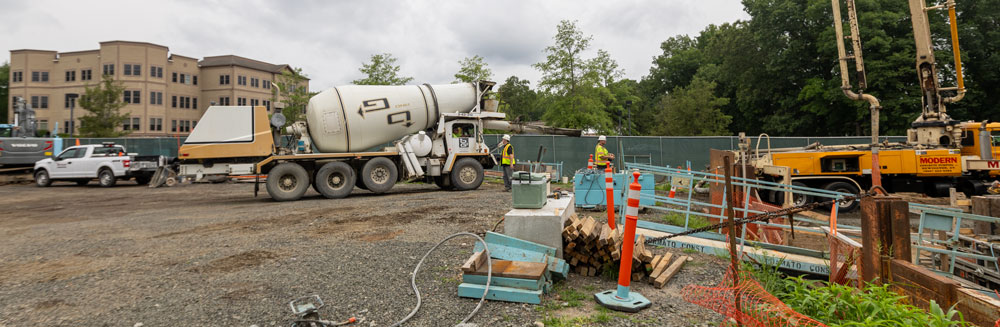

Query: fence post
[[860, 196, 908, 283]]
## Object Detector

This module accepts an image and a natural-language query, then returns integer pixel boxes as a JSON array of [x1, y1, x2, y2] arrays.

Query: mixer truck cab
[[177, 81, 509, 201]]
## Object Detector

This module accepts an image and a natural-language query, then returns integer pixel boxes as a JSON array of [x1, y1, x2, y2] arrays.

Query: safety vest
[[595, 144, 610, 165], [502, 143, 515, 165]]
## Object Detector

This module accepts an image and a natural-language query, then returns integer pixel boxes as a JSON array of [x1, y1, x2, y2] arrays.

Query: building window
[[172, 72, 178, 83], [65, 70, 76, 82], [123, 90, 141, 104], [192, 120, 197, 128], [157, 92, 163, 105], [31, 71, 49, 82], [263, 80, 270, 89], [134, 65, 141, 76], [124, 64, 132, 76], [192, 97, 198, 109], [220, 96, 231, 106], [171, 120, 177, 132], [184, 120, 191, 132], [220, 75, 230, 85], [193, 75, 198, 85], [124, 91, 131, 104], [132, 117, 141, 131], [171, 95, 177, 108], [264, 100, 271, 111], [237, 75, 247, 86], [184, 96, 190, 109], [31, 96, 49, 109], [12, 71, 23, 82], [81, 69, 92, 81], [103, 64, 114, 76], [149, 118, 162, 131], [150, 91, 163, 105], [157, 67, 164, 78]]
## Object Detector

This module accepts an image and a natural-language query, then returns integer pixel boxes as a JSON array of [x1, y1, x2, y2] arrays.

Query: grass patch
[[744, 257, 971, 327], [682, 247, 699, 254], [657, 212, 713, 230], [536, 282, 589, 313]]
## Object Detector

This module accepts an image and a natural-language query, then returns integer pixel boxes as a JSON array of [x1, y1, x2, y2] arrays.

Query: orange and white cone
[[668, 185, 676, 198], [605, 165, 616, 230], [588, 154, 594, 170]]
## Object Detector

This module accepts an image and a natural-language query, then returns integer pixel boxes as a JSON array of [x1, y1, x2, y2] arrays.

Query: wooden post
[[723, 155, 742, 327], [860, 196, 909, 283]]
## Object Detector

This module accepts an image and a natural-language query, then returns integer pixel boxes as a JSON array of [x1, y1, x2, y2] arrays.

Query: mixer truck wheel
[[315, 161, 356, 199], [450, 158, 484, 191], [434, 175, 454, 190], [266, 163, 310, 201], [361, 157, 398, 194], [823, 181, 860, 212]]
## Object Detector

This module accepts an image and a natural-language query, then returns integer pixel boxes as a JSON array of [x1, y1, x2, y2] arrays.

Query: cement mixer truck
[[174, 81, 579, 201]]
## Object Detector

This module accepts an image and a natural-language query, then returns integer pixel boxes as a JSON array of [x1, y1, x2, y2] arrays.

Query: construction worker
[[452, 126, 463, 138], [499, 134, 515, 192], [595, 135, 614, 170]]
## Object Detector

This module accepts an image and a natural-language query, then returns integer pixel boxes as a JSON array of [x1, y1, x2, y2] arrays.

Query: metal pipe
[[832, 0, 882, 144], [943, 0, 966, 104], [979, 122, 992, 160]]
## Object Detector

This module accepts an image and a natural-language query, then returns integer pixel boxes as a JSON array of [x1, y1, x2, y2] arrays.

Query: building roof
[[200, 55, 295, 74], [99, 40, 169, 50]]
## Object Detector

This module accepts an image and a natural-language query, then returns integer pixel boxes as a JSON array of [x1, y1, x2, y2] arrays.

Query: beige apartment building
[[7, 40, 307, 137]]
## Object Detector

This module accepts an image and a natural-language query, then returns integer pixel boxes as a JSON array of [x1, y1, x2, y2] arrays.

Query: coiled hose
[[389, 232, 492, 327]]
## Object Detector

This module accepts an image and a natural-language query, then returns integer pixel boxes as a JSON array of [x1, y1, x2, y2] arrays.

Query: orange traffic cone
[[668, 185, 676, 198], [75, 138, 80, 146], [588, 154, 594, 170]]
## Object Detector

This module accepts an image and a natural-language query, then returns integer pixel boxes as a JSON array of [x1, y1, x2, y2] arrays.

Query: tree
[[352, 53, 414, 85], [497, 76, 542, 121], [534, 20, 592, 96], [655, 77, 731, 136], [274, 67, 315, 127], [0, 61, 8, 123], [454, 55, 493, 83], [586, 49, 624, 87], [533, 20, 614, 132], [77, 75, 129, 137]]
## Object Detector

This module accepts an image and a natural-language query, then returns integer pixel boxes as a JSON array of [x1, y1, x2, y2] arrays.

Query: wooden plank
[[889, 259, 958, 306], [461, 250, 487, 273], [462, 274, 545, 290], [466, 259, 547, 280], [954, 287, 1000, 327], [889, 200, 912, 262], [457, 283, 543, 304], [654, 255, 688, 288], [473, 238, 569, 280], [648, 253, 673, 283]]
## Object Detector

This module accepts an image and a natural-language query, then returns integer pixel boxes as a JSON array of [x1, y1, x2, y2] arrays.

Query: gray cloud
[[0, 0, 748, 90]]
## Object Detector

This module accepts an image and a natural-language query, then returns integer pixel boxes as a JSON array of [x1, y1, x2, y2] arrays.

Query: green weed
[[657, 212, 712, 230]]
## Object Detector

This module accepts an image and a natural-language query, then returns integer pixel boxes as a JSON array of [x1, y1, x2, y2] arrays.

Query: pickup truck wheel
[[824, 181, 860, 212], [450, 158, 484, 191], [35, 170, 52, 187], [315, 161, 355, 199], [134, 175, 151, 185], [434, 175, 454, 190], [76, 179, 89, 186], [361, 157, 397, 194], [266, 163, 309, 201], [98, 169, 117, 187]]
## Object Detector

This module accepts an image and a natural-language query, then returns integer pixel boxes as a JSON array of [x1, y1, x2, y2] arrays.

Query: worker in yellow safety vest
[[499, 134, 515, 191], [595, 135, 614, 170]]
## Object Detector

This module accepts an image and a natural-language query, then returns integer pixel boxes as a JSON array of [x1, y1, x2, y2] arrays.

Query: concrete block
[[504, 195, 574, 258]]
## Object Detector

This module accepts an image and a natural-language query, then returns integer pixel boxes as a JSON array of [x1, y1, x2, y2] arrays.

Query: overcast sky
[[1, 0, 748, 90]]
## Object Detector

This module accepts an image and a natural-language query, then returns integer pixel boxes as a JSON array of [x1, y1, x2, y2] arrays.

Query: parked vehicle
[[34, 143, 165, 187]]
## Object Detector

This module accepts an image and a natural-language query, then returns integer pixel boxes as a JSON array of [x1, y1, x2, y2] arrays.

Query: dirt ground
[[0, 179, 727, 327]]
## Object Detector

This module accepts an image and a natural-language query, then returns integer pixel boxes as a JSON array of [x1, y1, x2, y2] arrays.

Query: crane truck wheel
[[361, 157, 398, 194], [434, 175, 454, 190], [450, 158, 484, 191], [791, 181, 812, 207], [824, 181, 860, 212], [35, 169, 52, 187], [315, 161, 356, 199], [266, 162, 310, 201]]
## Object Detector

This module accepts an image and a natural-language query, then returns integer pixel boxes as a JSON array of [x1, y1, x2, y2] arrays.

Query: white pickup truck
[[33, 143, 165, 187]]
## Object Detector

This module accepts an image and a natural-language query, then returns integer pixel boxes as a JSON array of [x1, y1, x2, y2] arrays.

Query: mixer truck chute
[[176, 81, 580, 201]]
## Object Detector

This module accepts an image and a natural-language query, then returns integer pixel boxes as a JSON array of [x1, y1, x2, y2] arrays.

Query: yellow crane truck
[[743, 0, 1000, 211]]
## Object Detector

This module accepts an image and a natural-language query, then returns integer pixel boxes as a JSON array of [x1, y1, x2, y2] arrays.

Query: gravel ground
[[0, 178, 727, 326]]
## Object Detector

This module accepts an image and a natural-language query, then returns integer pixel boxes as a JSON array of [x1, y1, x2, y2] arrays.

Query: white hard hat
[[503, 134, 511, 141], [598, 135, 607, 141]]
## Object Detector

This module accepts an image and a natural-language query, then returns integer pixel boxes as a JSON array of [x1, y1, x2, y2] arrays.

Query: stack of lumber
[[458, 250, 552, 304], [645, 253, 689, 288], [562, 215, 656, 280]]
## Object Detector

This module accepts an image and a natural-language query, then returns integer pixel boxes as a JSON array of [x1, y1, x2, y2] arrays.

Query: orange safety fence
[[682, 268, 827, 327]]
